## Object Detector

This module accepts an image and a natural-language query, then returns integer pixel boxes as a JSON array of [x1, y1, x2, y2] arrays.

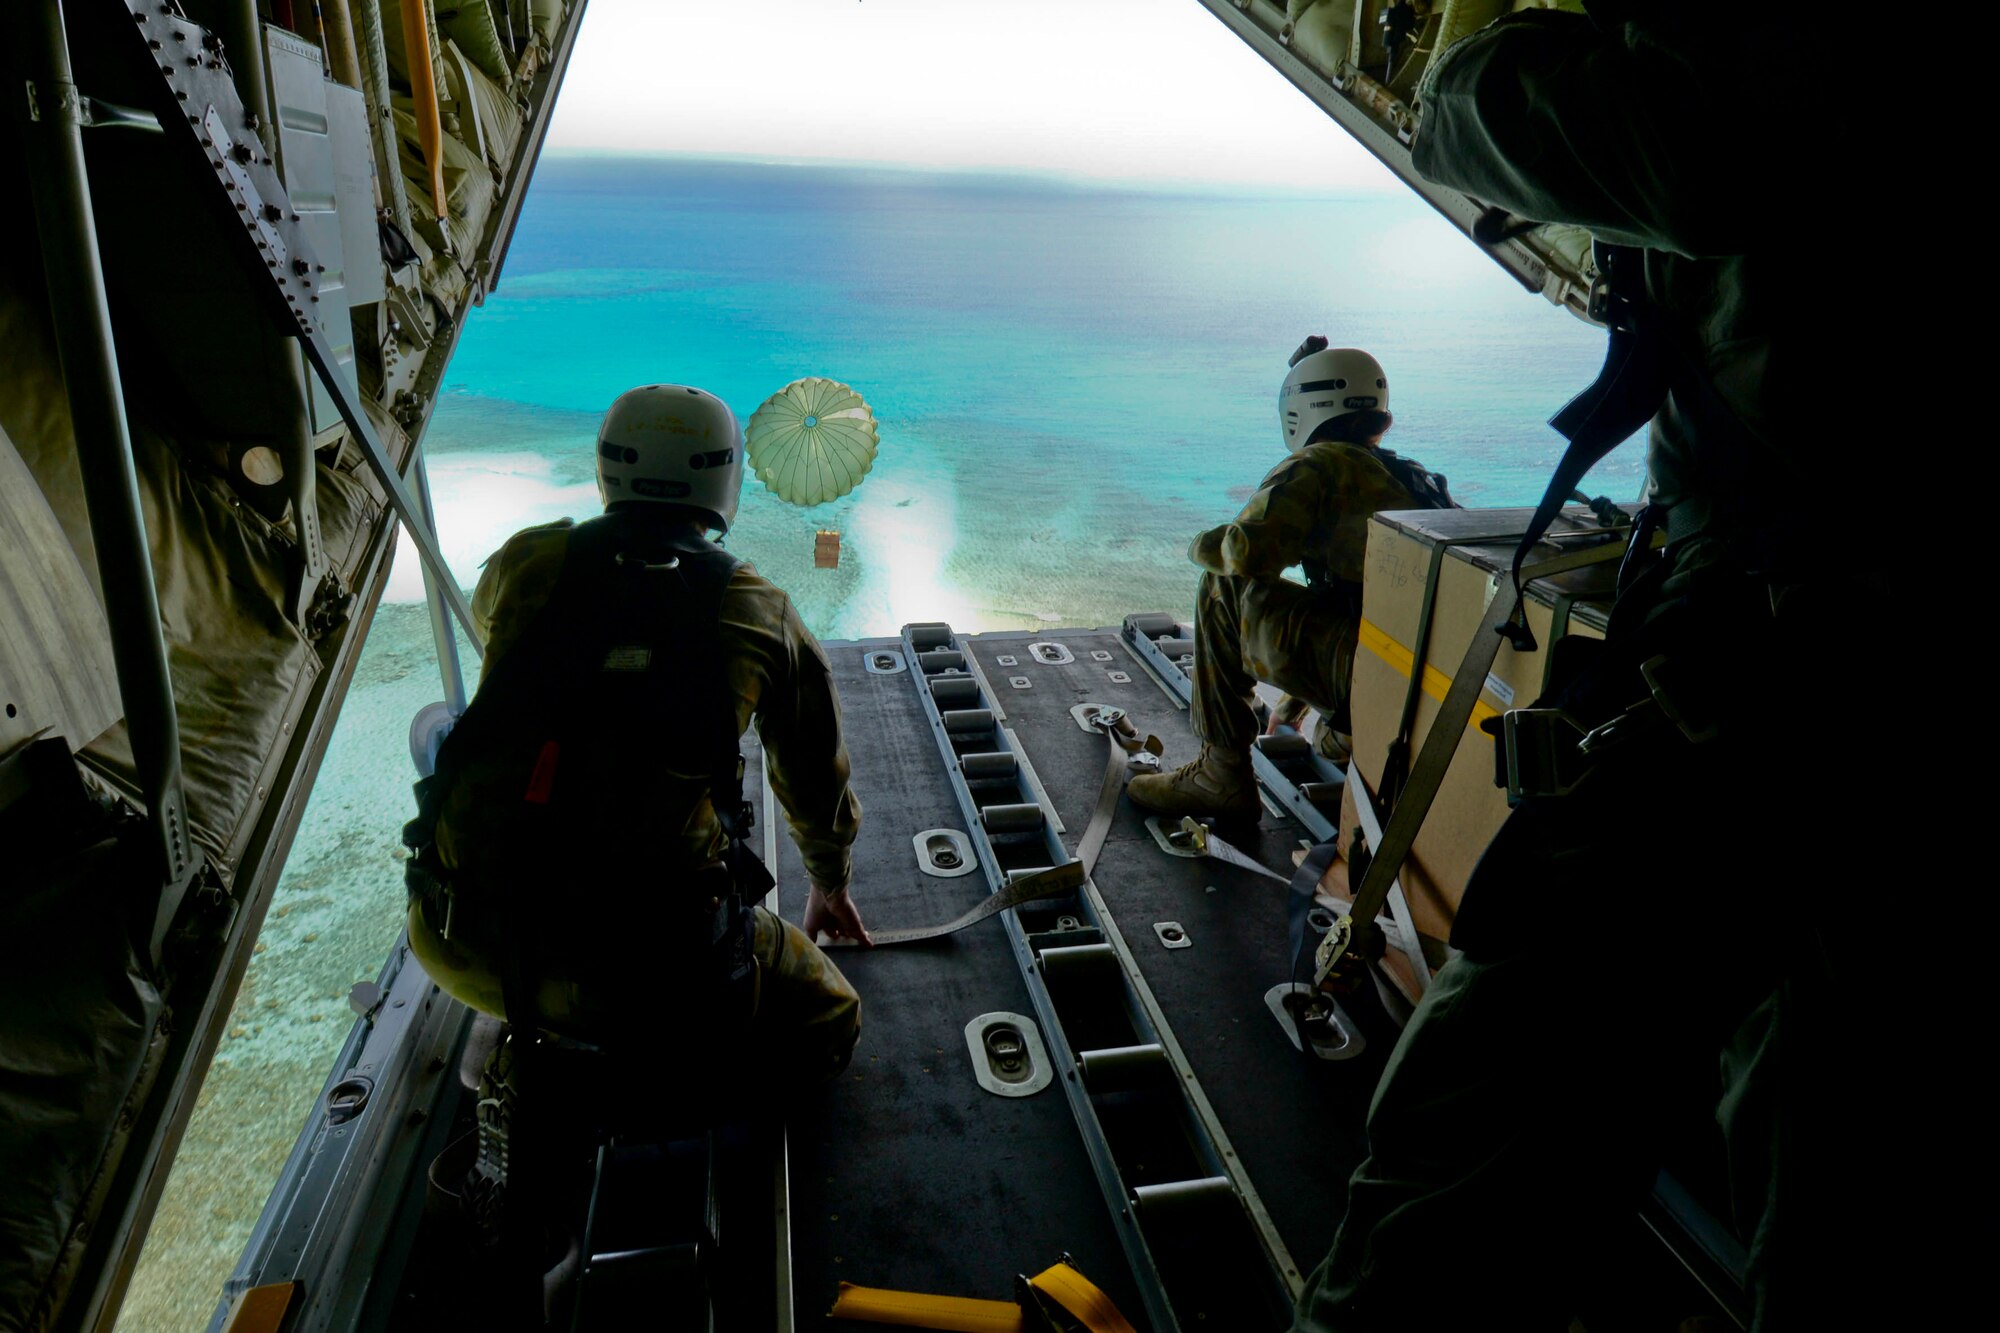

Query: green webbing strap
[[1317, 538, 1629, 984], [1380, 540, 1451, 811], [1381, 525, 1582, 810], [1541, 591, 1579, 697]]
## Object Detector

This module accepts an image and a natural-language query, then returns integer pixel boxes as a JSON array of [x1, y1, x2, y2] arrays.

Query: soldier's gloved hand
[[806, 882, 873, 948]]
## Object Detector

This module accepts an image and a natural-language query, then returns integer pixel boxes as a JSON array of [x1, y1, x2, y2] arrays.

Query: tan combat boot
[[1127, 744, 1261, 822]]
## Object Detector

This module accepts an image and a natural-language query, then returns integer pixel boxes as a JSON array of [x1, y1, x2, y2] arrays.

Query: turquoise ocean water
[[121, 156, 1639, 1328]]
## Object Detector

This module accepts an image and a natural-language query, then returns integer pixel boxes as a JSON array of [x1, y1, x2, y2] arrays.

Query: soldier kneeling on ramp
[[1129, 338, 1454, 822]]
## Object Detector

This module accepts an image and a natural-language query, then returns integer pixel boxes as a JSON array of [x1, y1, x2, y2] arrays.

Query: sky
[[543, 0, 1398, 189]]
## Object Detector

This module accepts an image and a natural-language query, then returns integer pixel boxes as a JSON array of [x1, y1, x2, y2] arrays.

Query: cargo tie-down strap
[[825, 710, 1155, 948], [1077, 707, 1162, 876], [1313, 538, 1631, 987], [828, 1258, 1137, 1332], [834, 860, 1088, 948]]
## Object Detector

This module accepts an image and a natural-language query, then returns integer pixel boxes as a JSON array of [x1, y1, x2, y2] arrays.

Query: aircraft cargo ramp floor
[[760, 626, 1400, 1331], [362, 621, 1735, 1333]]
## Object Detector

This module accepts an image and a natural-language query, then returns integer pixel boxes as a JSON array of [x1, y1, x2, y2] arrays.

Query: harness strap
[[411, 514, 756, 1030], [1506, 244, 1669, 649], [1318, 539, 1628, 985], [1541, 591, 1579, 698]]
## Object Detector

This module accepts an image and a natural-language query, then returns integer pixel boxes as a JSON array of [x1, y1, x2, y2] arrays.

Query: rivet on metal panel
[[1009, 676, 1030, 689], [1091, 650, 1113, 661], [995, 655, 1017, 667], [1107, 671, 1130, 684]]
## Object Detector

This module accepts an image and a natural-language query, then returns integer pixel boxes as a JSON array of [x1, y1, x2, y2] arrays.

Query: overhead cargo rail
[[1194, 0, 1598, 320]]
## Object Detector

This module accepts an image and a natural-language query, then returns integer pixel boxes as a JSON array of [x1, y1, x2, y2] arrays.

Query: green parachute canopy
[[744, 377, 879, 508]]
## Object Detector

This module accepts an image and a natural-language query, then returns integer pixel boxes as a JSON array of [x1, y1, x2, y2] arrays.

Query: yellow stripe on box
[[1357, 619, 1502, 736]]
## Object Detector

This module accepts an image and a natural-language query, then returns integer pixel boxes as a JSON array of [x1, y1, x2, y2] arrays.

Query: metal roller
[[1130, 1176, 1237, 1223], [1255, 732, 1311, 762], [1037, 942, 1118, 985], [1075, 1043, 1170, 1094], [907, 622, 954, 651], [930, 676, 982, 707], [917, 649, 967, 674], [979, 803, 1045, 833], [1155, 637, 1195, 659], [1125, 613, 1179, 638], [941, 708, 995, 735], [1299, 781, 1344, 805], [959, 751, 1018, 781]]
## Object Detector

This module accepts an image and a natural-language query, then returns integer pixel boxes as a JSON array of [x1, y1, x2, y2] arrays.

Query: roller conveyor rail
[[900, 622, 1298, 1333], [1120, 614, 1433, 1005]]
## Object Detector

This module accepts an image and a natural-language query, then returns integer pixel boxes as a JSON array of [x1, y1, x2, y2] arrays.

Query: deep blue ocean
[[411, 156, 1635, 638], [123, 156, 1639, 1329]]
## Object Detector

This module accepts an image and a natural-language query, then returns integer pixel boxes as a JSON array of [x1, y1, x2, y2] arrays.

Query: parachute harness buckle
[[1495, 652, 1720, 802]]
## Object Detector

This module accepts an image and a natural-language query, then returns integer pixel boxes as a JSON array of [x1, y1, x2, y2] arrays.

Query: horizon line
[[538, 146, 1400, 201]]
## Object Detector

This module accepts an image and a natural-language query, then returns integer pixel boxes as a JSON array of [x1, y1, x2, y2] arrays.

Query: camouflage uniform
[[408, 515, 862, 1079], [1290, 12, 1858, 1331], [1186, 441, 1417, 752]]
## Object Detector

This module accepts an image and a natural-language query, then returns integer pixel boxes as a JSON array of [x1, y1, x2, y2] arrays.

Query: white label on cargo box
[[1483, 673, 1516, 707]]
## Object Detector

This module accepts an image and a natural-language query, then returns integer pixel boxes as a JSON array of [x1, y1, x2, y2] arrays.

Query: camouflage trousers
[[409, 900, 861, 1085], [1189, 572, 1360, 753]]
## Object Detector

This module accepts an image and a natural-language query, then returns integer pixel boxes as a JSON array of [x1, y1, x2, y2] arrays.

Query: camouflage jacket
[[437, 517, 861, 898], [1189, 441, 1421, 591], [1413, 10, 1840, 587]]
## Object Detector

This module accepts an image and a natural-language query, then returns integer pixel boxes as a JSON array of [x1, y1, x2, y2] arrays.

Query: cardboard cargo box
[[1343, 507, 1625, 950]]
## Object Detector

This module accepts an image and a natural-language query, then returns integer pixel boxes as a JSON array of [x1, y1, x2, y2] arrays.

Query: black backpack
[[1373, 447, 1458, 511], [402, 515, 770, 1031]]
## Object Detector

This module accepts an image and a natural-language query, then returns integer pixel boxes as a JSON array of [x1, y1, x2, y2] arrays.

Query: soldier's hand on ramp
[[806, 881, 874, 948]]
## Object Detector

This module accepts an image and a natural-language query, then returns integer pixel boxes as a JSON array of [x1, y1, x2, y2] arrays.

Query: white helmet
[[595, 384, 744, 532], [1278, 338, 1390, 452]]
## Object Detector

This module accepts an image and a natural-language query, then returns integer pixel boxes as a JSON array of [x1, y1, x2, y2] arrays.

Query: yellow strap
[[1028, 1261, 1138, 1333], [827, 1282, 1023, 1332], [827, 1262, 1136, 1333], [1357, 618, 1501, 734]]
